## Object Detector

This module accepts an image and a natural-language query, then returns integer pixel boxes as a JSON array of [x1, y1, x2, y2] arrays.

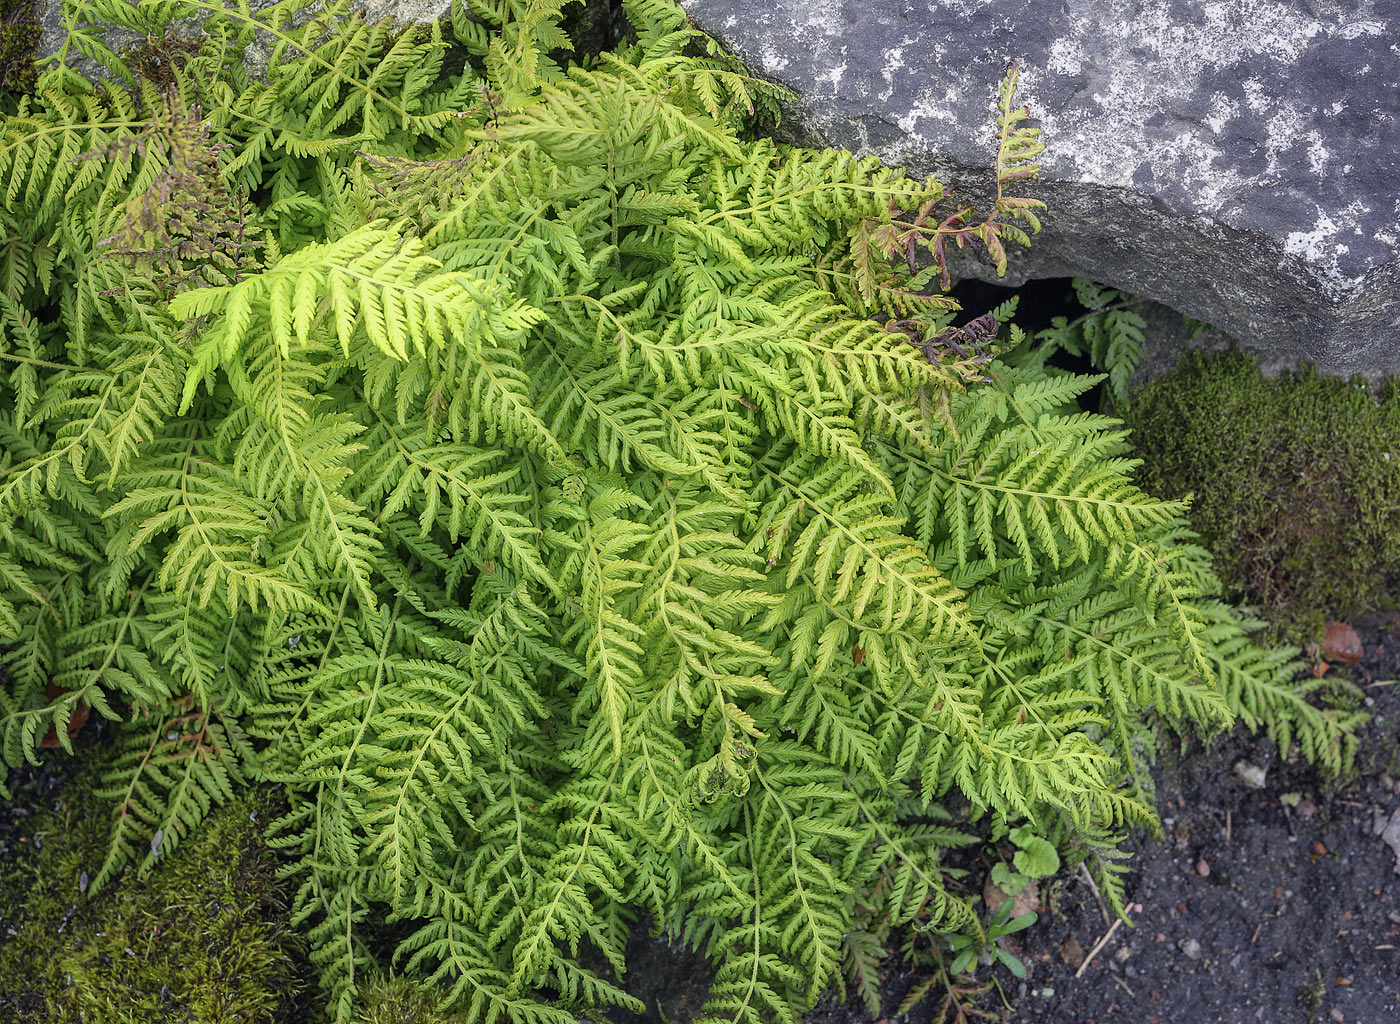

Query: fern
[[0, 0, 1360, 1020], [1014, 278, 1148, 409]]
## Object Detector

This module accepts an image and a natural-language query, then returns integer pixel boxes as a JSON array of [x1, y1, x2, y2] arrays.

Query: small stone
[[1388, 910, 1400, 925], [1331, 1010, 1345, 1023], [1114, 944, 1132, 962], [1298, 799, 1319, 819], [1179, 938, 1204, 959], [1313, 840, 1329, 856], [1195, 858, 1211, 877], [1381, 774, 1396, 793], [1235, 761, 1267, 789]]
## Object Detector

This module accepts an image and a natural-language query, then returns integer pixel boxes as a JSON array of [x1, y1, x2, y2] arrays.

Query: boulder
[[678, 0, 1400, 376]]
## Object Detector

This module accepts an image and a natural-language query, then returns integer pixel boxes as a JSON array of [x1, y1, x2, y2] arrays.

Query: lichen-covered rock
[[678, 0, 1400, 376]]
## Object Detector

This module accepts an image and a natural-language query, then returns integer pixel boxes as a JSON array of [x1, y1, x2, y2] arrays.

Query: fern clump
[[0, 0, 1359, 1020]]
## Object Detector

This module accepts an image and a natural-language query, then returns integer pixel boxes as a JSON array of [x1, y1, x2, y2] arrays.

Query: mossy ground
[[1126, 350, 1400, 641], [0, 0, 39, 93], [0, 762, 307, 1023], [0, 751, 475, 1022]]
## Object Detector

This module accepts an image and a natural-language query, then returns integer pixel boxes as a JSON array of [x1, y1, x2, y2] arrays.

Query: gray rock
[[678, 0, 1400, 375]]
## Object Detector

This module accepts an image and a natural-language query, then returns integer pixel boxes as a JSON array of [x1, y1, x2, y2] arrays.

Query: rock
[[1235, 760, 1267, 790], [679, 0, 1400, 376], [1194, 858, 1210, 877], [1179, 937, 1203, 960]]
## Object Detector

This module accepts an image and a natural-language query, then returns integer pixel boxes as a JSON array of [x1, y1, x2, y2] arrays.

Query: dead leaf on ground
[[1059, 933, 1085, 968], [983, 873, 1040, 919], [38, 683, 90, 749], [1322, 621, 1364, 664]]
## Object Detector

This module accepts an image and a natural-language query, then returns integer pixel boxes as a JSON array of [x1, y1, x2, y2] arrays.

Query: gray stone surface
[[679, 0, 1400, 375]]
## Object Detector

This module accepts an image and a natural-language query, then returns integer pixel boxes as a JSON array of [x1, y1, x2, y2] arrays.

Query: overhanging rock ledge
[[678, 0, 1400, 376]]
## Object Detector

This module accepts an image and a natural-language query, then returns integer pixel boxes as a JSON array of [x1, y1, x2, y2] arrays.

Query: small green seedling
[[946, 900, 1037, 978], [990, 825, 1060, 895]]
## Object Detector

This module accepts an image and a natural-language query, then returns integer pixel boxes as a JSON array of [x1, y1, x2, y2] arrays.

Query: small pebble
[[1180, 937, 1204, 959], [1235, 761, 1267, 789], [1298, 799, 1319, 819], [1114, 945, 1132, 962], [1195, 858, 1211, 877], [1313, 840, 1329, 856], [1331, 1010, 1345, 1023]]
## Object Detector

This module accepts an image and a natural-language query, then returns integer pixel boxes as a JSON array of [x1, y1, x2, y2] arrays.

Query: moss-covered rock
[[0, 768, 306, 1023], [1126, 351, 1400, 638]]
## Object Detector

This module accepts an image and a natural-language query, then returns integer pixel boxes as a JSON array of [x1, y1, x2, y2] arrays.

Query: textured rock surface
[[679, 0, 1400, 375]]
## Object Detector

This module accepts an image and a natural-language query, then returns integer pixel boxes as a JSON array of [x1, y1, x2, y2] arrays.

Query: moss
[[1126, 351, 1400, 639], [0, 768, 307, 1023], [350, 973, 470, 1024], [0, 0, 40, 94]]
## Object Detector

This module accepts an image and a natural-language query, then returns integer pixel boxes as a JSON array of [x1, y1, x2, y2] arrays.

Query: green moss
[[0, 769, 306, 1023], [0, 0, 40, 94], [350, 974, 470, 1024], [1126, 351, 1400, 639]]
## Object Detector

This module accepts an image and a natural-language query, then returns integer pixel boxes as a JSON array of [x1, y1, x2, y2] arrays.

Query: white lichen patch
[[1283, 211, 1370, 298]]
